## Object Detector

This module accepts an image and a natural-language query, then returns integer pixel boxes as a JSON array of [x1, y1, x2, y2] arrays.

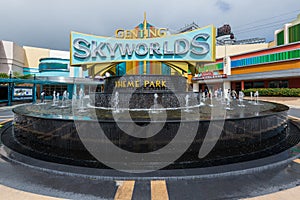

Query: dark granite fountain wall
[[90, 92, 199, 109], [8, 102, 290, 169], [91, 75, 198, 109]]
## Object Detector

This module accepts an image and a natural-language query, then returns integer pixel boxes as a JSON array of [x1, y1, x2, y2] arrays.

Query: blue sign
[[70, 25, 216, 65]]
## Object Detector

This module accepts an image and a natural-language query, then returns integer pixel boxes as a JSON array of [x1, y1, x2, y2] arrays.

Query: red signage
[[201, 72, 214, 77]]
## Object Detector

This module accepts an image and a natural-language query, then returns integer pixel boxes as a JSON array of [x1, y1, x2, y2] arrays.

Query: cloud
[[215, 0, 231, 12], [0, 0, 298, 50]]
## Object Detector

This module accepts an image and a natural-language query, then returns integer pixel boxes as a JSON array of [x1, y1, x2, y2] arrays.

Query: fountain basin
[[1, 100, 295, 170]]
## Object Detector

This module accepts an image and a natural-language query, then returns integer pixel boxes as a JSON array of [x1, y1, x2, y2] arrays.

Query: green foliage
[[13, 71, 22, 78], [0, 73, 9, 79], [20, 74, 33, 79], [242, 88, 300, 97], [12, 72, 33, 79]]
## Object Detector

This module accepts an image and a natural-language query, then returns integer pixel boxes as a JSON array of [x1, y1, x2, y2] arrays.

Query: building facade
[[192, 14, 300, 94], [1, 14, 299, 101]]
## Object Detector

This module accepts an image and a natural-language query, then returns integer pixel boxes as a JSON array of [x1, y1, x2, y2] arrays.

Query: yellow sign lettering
[[144, 80, 150, 87], [135, 81, 140, 87], [115, 29, 124, 38], [127, 81, 134, 87], [156, 80, 161, 87], [149, 81, 155, 87]]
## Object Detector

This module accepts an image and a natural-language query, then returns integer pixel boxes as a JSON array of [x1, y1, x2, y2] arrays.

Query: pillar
[[193, 83, 199, 92], [32, 75, 36, 104], [73, 84, 77, 98], [7, 74, 12, 106], [231, 82, 236, 90], [241, 81, 245, 90], [264, 81, 268, 88], [223, 81, 231, 99]]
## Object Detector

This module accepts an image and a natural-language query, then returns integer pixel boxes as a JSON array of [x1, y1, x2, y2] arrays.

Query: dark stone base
[[0, 103, 297, 170], [1, 119, 300, 170]]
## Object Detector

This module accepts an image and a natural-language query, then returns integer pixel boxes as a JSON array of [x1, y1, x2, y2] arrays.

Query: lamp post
[[32, 74, 36, 104], [7, 71, 13, 106]]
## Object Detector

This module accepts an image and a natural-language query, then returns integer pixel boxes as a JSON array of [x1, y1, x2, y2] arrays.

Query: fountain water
[[253, 91, 262, 105], [238, 91, 245, 107], [59, 91, 68, 108], [225, 95, 233, 110], [52, 91, 57, 106], [197, 93, 206, 106], [149, 93, 161, 114], [219, 91, 226, 105], [78, 88, 86, 112], [154, 93, 158, 109], [249, 91, 253, 103], [112, 91, 120, 113], [209, 92, 214, 107], [56, 92, 60, 105], [184, 94, 191, 112], [202, 92, 206, 102], [40, 90, 46, 104], [1, 74, 298, 173]]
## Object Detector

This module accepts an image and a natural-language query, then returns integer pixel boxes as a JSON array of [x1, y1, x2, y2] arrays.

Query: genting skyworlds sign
[[70, 25, 215, 65]]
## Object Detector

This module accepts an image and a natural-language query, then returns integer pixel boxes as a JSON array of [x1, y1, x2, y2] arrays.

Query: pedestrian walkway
[[245, 97, 300, 108], [0, 103, 29, 111], [0, 185, 61, 200], [244, 185, 300, 200]]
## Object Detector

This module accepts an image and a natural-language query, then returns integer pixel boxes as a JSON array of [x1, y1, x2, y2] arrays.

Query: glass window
[[289, 23, 300, 44], [277, 30, 284, 46], [43, 84, 68, 97], [269, 80, 288, 88], [253, 81, 265, 88], [244, 82, 252, 89]]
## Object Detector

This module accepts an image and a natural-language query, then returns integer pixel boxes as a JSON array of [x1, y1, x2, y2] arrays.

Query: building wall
[[275, 14, 300, 46], [216, 43, 268, 59], [289, 78, 300, 88], [49, 50, 69, 59], [231, 60, 300, 75], [23, 46, 50, 68], [0, 40, 25, 74], [22, 46, 88, 78]]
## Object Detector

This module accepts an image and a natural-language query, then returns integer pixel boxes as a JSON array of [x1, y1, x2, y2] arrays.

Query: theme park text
[[115, 80, 166, 88], [70, 26, 215, 65]]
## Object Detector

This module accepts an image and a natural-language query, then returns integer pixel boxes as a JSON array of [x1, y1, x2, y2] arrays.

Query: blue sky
[[0, 0, 299, 50]]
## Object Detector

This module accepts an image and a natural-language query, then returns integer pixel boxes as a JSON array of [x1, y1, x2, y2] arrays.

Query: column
[[7, 75, 12, 106], [223, 81, 231, 99], [73, 84, 77, 99], [241, 81, 245, 90], [32, 75, 36, 104]]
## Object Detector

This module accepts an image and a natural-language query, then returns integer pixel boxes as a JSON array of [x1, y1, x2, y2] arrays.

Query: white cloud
[[0, 0, 299, 49]]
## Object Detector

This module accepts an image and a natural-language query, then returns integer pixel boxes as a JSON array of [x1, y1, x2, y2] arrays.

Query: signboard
[[70, 25, 215, 65], [192, 74, 227, 81], [13, 87, 33, 100], [201, 71, 214, 77]]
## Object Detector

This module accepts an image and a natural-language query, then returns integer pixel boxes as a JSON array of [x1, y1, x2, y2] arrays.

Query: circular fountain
[[1, 74, 300, 175]]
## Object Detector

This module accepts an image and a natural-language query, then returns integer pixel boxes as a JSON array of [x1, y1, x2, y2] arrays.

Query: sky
[[0, 0, 299, 51]]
